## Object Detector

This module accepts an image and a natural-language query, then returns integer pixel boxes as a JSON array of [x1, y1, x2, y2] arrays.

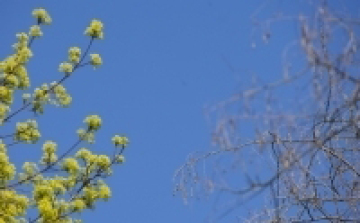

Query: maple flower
[[29, 25, 43, 37], [59, 62, 73, 74], [90, 54, 102, 67], [32, 8, 52, 24], [84, 19, 104, 39]]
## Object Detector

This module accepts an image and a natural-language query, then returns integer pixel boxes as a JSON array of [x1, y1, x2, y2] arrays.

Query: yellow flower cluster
[[77, 115, 102, 143], [115, 154, 125, 164], [0, 143, 16, 185], [75, 147, 92, 161], [18, 162, 43, 185], [52, 83, 72, 107], [0, 31, 33, 123], [5, 64, 29, 90], [62, 158, 80, 175], [0, 86, 13, 105], [24, 146, 116, 221], [33, 180, 70, 222], [0, 62, 30, 91], [72, 199, 86, 212], [90, 54, 102, 67], [84, 115, 102, 131], [59, 46, 83, 75], [0, 143, 28, 222], [77, 128, 95, 143], [29, 174, 91, 222], [59, 62, 73, 74], [29, 25, 43, 37], [96, 155, 111, 170], [0, 140, 6, 152], [22, 162, 38, 176], [0, 104, 10, 124], [41, 141, 58, 164], [84, 19, 104, 39], [68, 47, 81, 63], [0, 190, 29, 222], [32, 83, 50, 114], [14, 119, 41, 143], [32, 8, 52, 24], [75, 148, 111, 172], [12, 33, 28, 51], [81, 181, 111, 208], [37, 198, 59, 221], [112, 135, 129, 147], [15, 142, 123, 222], [31, 82, 72, 113]]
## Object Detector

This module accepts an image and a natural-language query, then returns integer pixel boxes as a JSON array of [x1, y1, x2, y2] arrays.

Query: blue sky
[[1, 1, 359, 222]]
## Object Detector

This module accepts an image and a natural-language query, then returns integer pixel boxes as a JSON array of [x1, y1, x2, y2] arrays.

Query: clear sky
[[1, 1, 359, 222]]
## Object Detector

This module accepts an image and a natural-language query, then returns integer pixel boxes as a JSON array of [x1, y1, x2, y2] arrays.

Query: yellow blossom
[[16, 65, 30, 89], [42, 141, 57, 153], [0, 140, 6, 152], [15, 119, 41, 143], [0, 150, 16, 183], [90, 54, 102, 67], [37, 198, 58, 221], [84, 19, 104, 39], [59, 62, 73, 74], [0, 86, 14, 105], [51, 83, 72, 107], [84, 115, 102, 131], [72, 199, 86, 212], [12, 33, 29, 52], [4, 73, 19, 89], [62, 158, 80, 174], [83, 186, 98, 206], [29, 25, 43, 37], [22, 162, 38, 178], [16, 46, 33, 63], [115, 155, 125, 164], [0, 190, 29, 218], [112, 135, 129, 147], [77, 128, 95, 143], [0, 56, 17, 73], [34, 87, 48, 100], [40, 141, 58, 164], [96, 155, 111, 169], [68, 47, 81, 63], [32, 8, 52, 24], [33, 184, 54, 201], [0, 104, 9, 124], [75, 148, 92, 160], [16, 32, 29, 43], [98, 184, 111, 200]]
